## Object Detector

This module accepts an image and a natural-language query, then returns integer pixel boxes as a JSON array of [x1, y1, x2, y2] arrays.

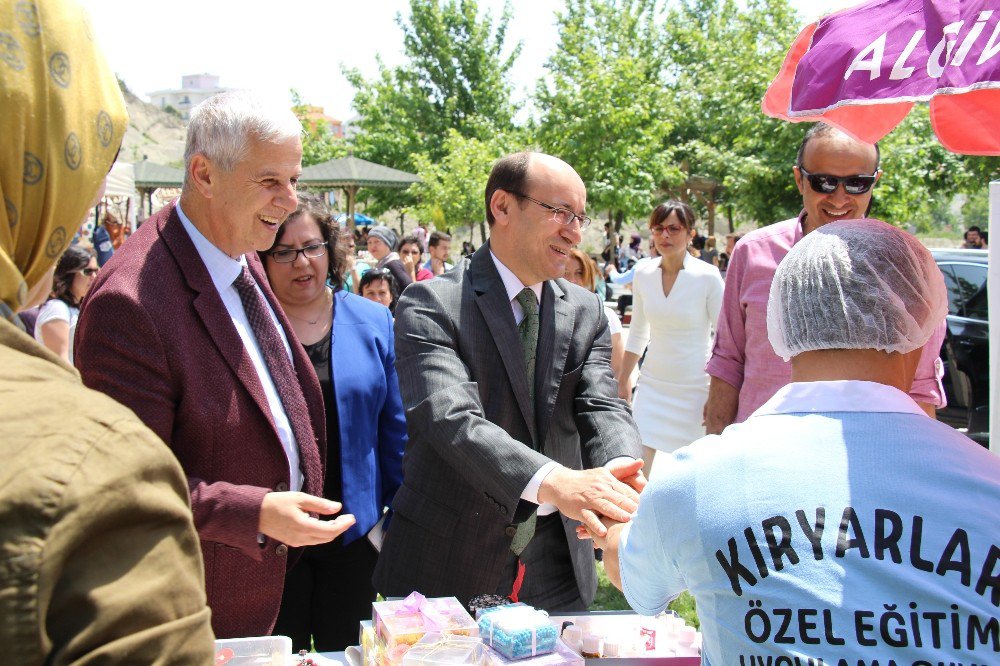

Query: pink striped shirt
[[707, 215, 946, 423]]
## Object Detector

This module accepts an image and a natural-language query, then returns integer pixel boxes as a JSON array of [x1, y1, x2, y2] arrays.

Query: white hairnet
[[767, 218, 947, 361]]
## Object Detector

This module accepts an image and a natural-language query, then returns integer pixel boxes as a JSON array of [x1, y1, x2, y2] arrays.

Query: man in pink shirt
[[704, 123, 945, 432]]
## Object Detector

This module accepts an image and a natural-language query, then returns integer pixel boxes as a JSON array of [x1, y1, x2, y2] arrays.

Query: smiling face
[[262, 213, 328, 308], [489, 154, 586, 285], [794, 133, 879, 234], [199, 135, 302, 258]]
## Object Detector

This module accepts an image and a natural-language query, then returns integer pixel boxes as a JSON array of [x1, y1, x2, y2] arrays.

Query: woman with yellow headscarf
[[0, 1, 215, 662]]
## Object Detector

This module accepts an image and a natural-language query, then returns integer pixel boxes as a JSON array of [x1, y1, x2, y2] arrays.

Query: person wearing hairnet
[[0, 0, 215, 662], [583, 220, 1000, 663]]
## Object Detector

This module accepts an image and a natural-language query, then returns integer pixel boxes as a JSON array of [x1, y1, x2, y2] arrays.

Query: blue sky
[[81, 0, 850, 121]]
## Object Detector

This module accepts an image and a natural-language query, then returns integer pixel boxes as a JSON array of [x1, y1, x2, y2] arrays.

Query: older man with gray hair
[[588, 219, 1000, 663], [76, 90, 355, 638]]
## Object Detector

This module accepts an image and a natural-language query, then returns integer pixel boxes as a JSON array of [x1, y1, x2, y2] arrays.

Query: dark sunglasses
[[798, 167, 879, 195]]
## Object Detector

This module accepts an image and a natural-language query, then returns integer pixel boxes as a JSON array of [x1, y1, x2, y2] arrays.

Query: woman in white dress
[[34, 245, 98, 364], [616, 201, 724, 474]]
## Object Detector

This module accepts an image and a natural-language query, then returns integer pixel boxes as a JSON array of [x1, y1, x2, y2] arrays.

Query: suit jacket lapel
[[159, 206, 280, 436], [536, 279, 574, 451], [469, 245, 536, 443]]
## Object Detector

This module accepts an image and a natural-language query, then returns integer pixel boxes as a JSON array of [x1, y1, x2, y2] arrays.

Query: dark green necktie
[[511, 287, 539, 556]]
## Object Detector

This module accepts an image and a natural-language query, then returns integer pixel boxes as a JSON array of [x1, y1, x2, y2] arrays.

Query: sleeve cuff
[[705, 355, 744, 390], [521, 461, 561, 505]]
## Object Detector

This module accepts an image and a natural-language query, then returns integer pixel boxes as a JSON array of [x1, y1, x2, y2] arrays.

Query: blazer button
[[504, 526, 517, 538], [275, 544, 288, 556], [275, 482, 288, 492]]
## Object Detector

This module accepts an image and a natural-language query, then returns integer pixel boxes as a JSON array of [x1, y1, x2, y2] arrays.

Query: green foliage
[[536, 0, 680, 225], [345, 0, 521, 215], [409, 129, 508, 242], [290, 89, 349, 168], [661, 0, 804, 227], [875, 105, 1000, 230]]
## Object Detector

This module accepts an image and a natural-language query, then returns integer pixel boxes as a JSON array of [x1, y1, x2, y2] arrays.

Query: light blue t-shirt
[[620, 381, 1000, 664]]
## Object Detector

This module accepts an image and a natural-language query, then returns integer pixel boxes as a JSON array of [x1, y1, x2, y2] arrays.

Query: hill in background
[[120, 85, 186, 167]]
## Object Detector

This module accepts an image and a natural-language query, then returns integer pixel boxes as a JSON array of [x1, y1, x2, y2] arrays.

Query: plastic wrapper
[[373, 592, 479, 652], [485, 639, 583, 665], [401, 633, 486, 665], [478, 604, 558, 660]]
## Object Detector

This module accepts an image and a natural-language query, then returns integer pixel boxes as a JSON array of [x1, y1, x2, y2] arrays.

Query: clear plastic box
[[213, 635, 293, 665]]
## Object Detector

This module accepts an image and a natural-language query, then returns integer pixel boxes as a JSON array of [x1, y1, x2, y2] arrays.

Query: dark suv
[[932, 248, 988, 447]]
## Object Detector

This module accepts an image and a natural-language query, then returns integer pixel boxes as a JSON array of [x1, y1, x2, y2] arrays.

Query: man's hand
[[537, 464, 641, 538], [258, 491, 356, 547], [704, 376, 739, 435], [608, 457, 647, 494], [430, 256, 445, 276]]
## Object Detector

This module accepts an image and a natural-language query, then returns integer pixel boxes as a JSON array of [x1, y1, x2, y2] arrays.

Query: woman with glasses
[[260, 194, 406, 652], [34, 245, 98, 363], [615, 201, 724, 477]]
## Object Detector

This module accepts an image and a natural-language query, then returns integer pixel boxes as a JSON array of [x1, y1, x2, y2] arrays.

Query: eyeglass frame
[[506, 190, 592, 229], [265, 241, 329, 264], [650, 222, 687, 237], [797, 166, 880, 195]]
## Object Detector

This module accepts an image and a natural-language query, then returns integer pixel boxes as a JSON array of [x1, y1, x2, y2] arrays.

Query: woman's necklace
[[286, 288, 332, 326]]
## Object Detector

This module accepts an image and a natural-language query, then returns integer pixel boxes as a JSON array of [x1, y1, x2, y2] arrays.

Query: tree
[[409, 129, 507, 243], [661, 0, 804, 229], [535, 0, 680, 232], [344, 0, 522, 215], [290, 90, 349, 168]]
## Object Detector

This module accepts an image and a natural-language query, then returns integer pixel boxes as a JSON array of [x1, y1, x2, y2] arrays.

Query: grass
[[591, 562, 699, 630]]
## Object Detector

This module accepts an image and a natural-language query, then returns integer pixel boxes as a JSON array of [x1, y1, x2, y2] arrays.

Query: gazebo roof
[[300, 156, 419, 188], [133, 160, 185, 189]]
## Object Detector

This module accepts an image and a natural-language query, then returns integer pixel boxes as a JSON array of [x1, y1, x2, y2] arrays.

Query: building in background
[[149, 74, 227, 121]]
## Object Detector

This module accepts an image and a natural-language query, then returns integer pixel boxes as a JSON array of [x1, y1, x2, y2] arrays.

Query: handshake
[[537, 458, 647, 550]]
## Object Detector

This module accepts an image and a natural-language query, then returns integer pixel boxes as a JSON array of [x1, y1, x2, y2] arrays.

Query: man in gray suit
[[374, 152, 645, 611]]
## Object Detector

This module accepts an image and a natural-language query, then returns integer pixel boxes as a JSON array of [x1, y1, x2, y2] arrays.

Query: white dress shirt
[[177, 204, 304, 492]]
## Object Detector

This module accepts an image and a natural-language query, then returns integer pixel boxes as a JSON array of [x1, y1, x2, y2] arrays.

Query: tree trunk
[[479, 219, 488, 245], [614, 209, 624, 233], [726, 204, 734, 234], [706, 198, 716, 236]]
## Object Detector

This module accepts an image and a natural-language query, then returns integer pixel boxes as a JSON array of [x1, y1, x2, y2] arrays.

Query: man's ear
[[490, 189, 511, 228], [188, 154, 215, 199], [792, 166, 805, 196]]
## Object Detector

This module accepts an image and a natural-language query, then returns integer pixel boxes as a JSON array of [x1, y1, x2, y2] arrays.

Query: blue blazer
[[330, 290, 406, 543]]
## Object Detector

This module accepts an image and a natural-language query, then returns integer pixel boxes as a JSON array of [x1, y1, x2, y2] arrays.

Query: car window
[[937, 264, 963, 316], [949, 263, 988, 321]]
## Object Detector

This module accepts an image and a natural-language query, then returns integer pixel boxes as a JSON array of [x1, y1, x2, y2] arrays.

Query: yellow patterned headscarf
[[0, 0, 127, 317]]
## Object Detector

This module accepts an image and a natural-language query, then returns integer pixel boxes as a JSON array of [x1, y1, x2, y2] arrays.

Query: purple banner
[[789, 0, 1000, 115]]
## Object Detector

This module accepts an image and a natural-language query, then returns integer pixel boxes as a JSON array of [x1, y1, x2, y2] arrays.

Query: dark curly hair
[[51, 245, 93, 307], [262, 193, 347, 289]]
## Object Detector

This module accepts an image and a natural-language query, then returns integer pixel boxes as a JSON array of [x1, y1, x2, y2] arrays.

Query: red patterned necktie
[[232, 266, 320, 490]]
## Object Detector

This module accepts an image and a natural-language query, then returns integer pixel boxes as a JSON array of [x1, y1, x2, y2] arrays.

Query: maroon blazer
[[75, 202, 326, 639]]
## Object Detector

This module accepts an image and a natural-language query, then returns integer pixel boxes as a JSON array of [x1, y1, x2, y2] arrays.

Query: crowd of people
[[1, 1, 997, 665]]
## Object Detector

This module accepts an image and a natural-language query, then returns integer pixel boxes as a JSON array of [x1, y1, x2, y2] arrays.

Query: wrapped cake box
[[486, 638, 583, 666], [401, 632, 487, 665], [478, 604, 558, 660], [373, 592, 479, 651]]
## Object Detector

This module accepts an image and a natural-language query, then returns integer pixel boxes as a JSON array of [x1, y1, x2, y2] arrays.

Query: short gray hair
[[183, 90, 302, 181]]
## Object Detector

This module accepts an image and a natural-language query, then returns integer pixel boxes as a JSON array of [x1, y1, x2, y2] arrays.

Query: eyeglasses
[[508, 191, 592, 229], [650, 223, 686, 237], [798, 167, 879, 195], [266, 242, 328, 263], [79, 267, 99, 277]]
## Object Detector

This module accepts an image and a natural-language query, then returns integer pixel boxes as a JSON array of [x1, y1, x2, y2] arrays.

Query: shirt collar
[[490, 250, 543, 305], [750, 380, 926, 419], [176, 202, 247, 293]]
